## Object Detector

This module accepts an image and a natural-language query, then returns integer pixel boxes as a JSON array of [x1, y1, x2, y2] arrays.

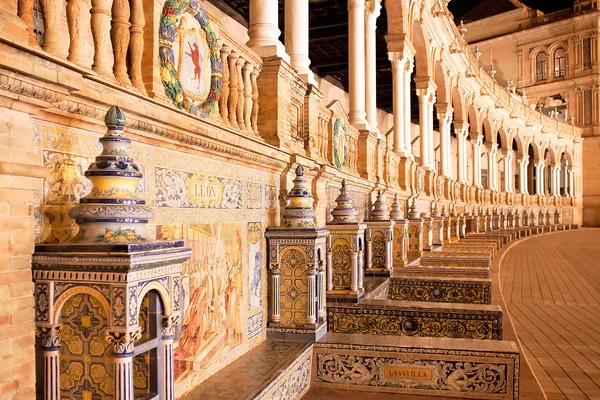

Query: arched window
[[33, 0, 44, 46], [536, 52, 547, 81], [554, 48, 566, 78]]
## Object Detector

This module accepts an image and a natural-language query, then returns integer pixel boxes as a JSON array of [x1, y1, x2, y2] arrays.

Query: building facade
[[0, 0, 583, 398], [463, 0, 599, 225]]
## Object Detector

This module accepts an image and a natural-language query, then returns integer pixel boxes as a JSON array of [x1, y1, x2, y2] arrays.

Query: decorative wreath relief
[[333, 118, 349, 170], [159, 0, 222, 118]]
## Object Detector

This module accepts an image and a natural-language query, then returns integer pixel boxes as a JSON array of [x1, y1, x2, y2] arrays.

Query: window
[[584, 89, 593, 125], [554, 48, 566, 77], [583, 37, 592, 69], [536, 52, 547, 81]]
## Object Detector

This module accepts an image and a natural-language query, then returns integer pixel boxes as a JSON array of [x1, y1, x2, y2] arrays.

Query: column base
[[364, 267, 392, 277], [267, 321, 327, 341], [248, 42, 291, 63]]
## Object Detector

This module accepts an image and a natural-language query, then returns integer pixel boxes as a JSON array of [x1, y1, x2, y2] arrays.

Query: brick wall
[[0, 107, 47, 399]]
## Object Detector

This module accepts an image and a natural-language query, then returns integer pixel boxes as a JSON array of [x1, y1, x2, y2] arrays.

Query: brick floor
[[501, 229, 600, 400]]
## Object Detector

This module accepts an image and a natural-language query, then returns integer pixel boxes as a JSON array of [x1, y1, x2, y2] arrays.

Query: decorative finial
[[369, 190, 389, 220], [282, 165, 316, 227], [390, 193, 404, 220], [441, 205, 448, 217], [69, 107, 153, 243], [431, 200, 441, 217], [458, 20, 467, 38], [474, 44, 481, 62], [330, 179, 358, 223], [408, 198, 420, 219]]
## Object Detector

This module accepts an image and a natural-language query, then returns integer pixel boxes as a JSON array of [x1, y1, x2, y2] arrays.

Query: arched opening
[[554, 48, 566, 78], [536, 52, 548, 81], [528, 144, 536, 194], [134, 290, 164, 398]]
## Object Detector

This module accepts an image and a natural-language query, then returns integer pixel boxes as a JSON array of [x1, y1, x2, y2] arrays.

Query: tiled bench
[[327, 299, 502, 340], [395, 265, 490, 279], [312, 333, 519, 400], [420, 253, 491, 268], [438, 243, 496, 258], [389, 275, 492, 304]]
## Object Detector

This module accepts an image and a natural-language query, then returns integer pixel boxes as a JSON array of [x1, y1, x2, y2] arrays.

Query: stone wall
[[0, 107, 46, 399]]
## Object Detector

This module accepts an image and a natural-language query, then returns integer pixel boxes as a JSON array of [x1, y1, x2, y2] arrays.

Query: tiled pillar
[[36, 326, 61, 400], [307, 269, 317, 324], [161, 316, 178, 400], [269, 264, 281, 323], [108, 331, 139, 400]]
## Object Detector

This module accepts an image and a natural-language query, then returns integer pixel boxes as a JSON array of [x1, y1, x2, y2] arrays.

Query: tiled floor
[[501, 229, 600, 400]]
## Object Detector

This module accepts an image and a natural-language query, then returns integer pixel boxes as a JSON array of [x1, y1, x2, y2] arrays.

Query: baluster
[[227, 51, 239, 129], [251, 68, 260, 135], [40, 0, 63, 56], [129, 0, 145, 92], [219, 44, 231, 127], [66, 0, 91, 67], [18, 0, 38, 46], [236, 57, 246, 131], [91, 0, 115, 79], [243, 62, 254, 134], [111, 0, 131, 86]]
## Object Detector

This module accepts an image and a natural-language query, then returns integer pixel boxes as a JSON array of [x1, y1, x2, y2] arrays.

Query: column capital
[[365, 0, 381, 19], [517, 155, 529, 164], [162, 315, 181, 339], [454, 121, 469, 133], [348, 0, 366, 9], [485, 142, 498, 152], [107, 329, 142, 356], [36, 325, 61, 350]]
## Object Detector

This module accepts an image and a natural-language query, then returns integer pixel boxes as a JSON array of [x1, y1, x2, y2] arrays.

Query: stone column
[[568, 168, 574, 196], [348, 0, 369, 130], [285, 0, 315, 83], [220, 45, 231, 127], [365, 229, 372, 270], [67, 0, 91, 67], [251, 69, 260, 135], [36, 326, 61, 400], [535, 160, 544, 195], [455, 126, 467, 183], [91, 0, 115, 78], [518, 156, 529, 194], [41, 0, 63, 56], [357, 248, 364, 290], [564, 162, 569, 196], [404, 59, 414, 158], [129, 0, 145, 92], [428, 100, 436, 171], [437, 110, 452, 178], [107, 330, 140, 400], [390, 52, 405, 154], [161, 316, 179, 400], [307, 269, 317, 324], [417, 87, 433, 170], [326, 247, 333, 291], [247, 0, 289, 60], [473, 137, 483, 188], [351, 250, 359, 291], [365, 0, 381, 133], [112, 0, 132, 86], [503, 150, 513, 193], [269, 264, 281, 323], [551, 165, 560, 196], [318, 264, 326, 321]]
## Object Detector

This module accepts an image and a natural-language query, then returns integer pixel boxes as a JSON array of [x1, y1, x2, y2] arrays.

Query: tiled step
[[457, 237, 503, 250], [326, 299, 502, 340], [396, 265, 490, 279], [389, 275, 492, 305], [469, 231, 514, 244], [420, 252, 491, 268], [311, 333, 519, 400]]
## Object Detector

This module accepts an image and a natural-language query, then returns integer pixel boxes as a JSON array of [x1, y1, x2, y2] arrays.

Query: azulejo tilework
[[326, 303, 502, 340], [159, 0, 221, 117], [389, 277, 492, 305], [312, 345, 518, 399]]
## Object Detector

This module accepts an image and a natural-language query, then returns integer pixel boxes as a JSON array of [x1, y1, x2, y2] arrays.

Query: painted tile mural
[[33, 121, 277, 395]]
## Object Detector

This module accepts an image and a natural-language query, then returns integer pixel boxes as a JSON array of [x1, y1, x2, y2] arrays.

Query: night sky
[[449, 0, 574, 20]]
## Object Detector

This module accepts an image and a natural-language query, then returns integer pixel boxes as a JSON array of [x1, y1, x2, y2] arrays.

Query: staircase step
[[436, 243, 496, 257], [312, 333, 519, 399], [389, 275, 492, 305], [327, 299, 502, 340]]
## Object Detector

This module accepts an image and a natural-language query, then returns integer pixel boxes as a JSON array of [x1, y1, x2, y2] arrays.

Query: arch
[[481, 118, 496, 144], [53, 286, 111, 325], [451, 85, 466, 123], [497, 127, 510, 150], [533, 49, 548, 81], [411, 17, 432, 77], [546, 146, 559, 165], [137, 281, 173, 317], [383, 0, 410, 36], [467, 103, 481, 139], [559, 149, 574, 165], [529, 141, 543, 161], [550, 45, 566, 78], [433, 58, 450, 105], [513, 133, 526, 157]]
